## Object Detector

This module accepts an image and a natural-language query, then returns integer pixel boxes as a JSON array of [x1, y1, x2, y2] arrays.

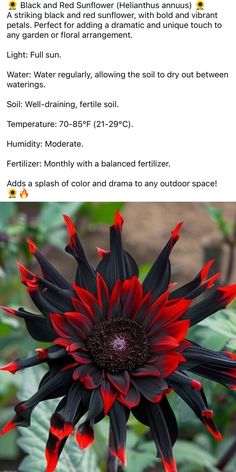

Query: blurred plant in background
[[204, 205, 236, 285], [1, 202, 236, 472]]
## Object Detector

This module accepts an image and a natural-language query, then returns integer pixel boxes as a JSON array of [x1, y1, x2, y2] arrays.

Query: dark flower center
[[87, 318, 149, 373]]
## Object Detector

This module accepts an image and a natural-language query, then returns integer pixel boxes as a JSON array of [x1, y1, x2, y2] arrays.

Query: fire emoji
[[20, 188, 28, 199]]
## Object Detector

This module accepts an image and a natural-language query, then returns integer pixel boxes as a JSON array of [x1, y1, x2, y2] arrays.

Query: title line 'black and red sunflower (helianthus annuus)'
[[1, 212, 236, 472]]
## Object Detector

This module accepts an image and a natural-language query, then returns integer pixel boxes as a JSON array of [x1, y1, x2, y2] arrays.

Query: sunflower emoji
[[8, 188, 17, 198], [9, 1, 17, 9], [196, 1, 204, 9]]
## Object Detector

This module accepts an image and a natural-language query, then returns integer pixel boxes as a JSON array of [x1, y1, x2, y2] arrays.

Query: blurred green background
[[1, 202, 236, 472]]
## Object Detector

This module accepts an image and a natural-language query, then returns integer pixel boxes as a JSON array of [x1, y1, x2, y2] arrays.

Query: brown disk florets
[[88, 318, 150, 373]]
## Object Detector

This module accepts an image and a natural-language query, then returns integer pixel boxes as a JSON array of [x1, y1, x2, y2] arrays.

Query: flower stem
[[106, 424, 118, 472]]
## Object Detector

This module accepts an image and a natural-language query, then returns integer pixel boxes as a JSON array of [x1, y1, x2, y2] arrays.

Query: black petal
[[109, 401, 129, 466], [64, 215, 97, 293], [132, 395, 178, 446], [134, 397, 177, 472], [142, 223, 182, 301], [96, 217, 138, 290]]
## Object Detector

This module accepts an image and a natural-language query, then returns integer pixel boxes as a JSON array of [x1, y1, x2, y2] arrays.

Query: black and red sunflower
[[1, 212, 236, 472]]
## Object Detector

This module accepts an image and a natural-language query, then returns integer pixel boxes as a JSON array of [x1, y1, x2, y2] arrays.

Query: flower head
[[1, 212, 236, 472]]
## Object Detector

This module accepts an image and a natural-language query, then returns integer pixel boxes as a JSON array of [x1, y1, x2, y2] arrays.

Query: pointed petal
[[1, 306, 56, 342], [182, 285, 236, 326], [108, 279, 122, 319], [121, 277, 143, 318], [0, 419, 16, 436], [168, 377, 222, 441], [131, 364, 160, 377], [109, 401, 128, 466], [142, 223, 183, 300], [73, 285, 102, 320], [96, 213, 138, 290], [107, 371, 130, 395], [133, 376, 167, 402], [65, 311, 94, 335], [76, 421, 94, 449], [73, 364, 103, 388], [183, 344, 236, 390], [27, 238, 71, 290], [118, 383, 140, 408], [101, 380, 117, 414], [45, 432, 67, 472], [169, 260, 219, 299], [0, 350, 51, 374], [134, 398, 177, 472], [96, 273, 109, 319], [64, 214, 97, 292]]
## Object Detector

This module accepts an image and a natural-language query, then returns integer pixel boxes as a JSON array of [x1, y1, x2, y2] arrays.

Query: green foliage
[[174, 440, 218, 471], [204, 205, 232, 238], [0, 204, 16, 230], [0, 407, 18, 460], [81, 202, 124, 224], [38, 203, 82, 233], [138, 264, 152, 282], [126, 431, 156, 472], [200, 309, 236, 350], [17, 366, 99, 472]]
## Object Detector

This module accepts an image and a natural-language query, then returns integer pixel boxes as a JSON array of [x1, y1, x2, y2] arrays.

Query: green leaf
[[38, 203, 82, 234], [0, 203, 16, 230], [200, 309, 236, 349], [204, 205, 232, 237], [0, 408, 18, 460], [189, 325, 228, 351], [17, 366, 99, 472], [174, 440, 218, 471], [126, 440, 156, 472], [138, 264, 152, 282], [81, 203, 124, 224]]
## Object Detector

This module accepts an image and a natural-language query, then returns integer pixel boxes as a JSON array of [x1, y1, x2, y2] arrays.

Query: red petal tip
[[225, 351, 236, 360], [26, 238, 37, 254], [0, 306, 16, 315], [26, 276, 39, 292], [36, 348, 48, 361], [101, 386, 117, 414], [96, 247, 110, 259], [0, 361, 19, 374], [171, 221, 183, 242], [151, 394, 164, 403], [50, 423, 73, 440], [218, 284, 236, 304], [114, 210, 124, 231], [63, 214, 76, 237], [112, 447, 127, 466], [200, 259, 214, 281], [206, 272, 221, 288], [16, 262, 34, 284], [201, 409, 213, 419], [191, 379, 202, 391], [0, 419, 16, 436], [45, 446, 59, 472], [162, 458, 177, 472], [76, 424, 94, 449], [205, 423, 222, 441]]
